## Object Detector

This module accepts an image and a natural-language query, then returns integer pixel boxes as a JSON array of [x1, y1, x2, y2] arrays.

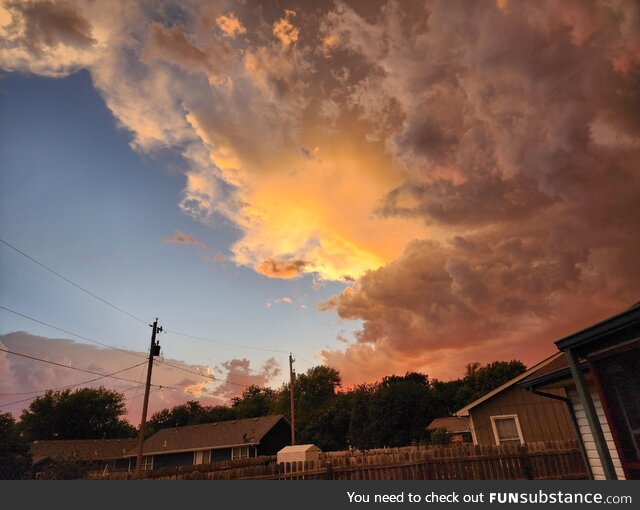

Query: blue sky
[[0, 70, 355, 386]]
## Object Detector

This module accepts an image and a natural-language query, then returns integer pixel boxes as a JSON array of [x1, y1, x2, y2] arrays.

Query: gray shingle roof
[[31, 438, 138, 463], [141, 415, 288, 455]]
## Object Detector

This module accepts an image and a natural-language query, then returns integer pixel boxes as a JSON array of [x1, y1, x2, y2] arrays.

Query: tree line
[[1, 360, 525, 478]]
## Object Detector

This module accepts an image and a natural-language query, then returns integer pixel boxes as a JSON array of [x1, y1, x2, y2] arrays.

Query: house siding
[[566, 386, 626, 480], [470, 387, 576, 445]]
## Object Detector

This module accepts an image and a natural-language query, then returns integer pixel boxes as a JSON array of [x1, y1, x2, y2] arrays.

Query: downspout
[[565, 348, 617, 480], [527, 387, 593, 479]]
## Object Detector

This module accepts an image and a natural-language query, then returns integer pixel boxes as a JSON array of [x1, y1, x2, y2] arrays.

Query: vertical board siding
[[566, 386, 626, 480], [471, 387, 576, 445]]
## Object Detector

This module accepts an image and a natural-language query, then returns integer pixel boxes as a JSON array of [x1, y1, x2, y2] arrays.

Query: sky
[[0, 0, 639, 425]]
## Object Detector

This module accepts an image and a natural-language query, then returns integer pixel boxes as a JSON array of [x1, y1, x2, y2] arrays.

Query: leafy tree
[[146, 401, 236, 436], [367, 372, 440, 448], [231, 385, 277, 419], [0, 413, 32, 479], [449, 360, 527, 410], [19, 387, 136, 441]]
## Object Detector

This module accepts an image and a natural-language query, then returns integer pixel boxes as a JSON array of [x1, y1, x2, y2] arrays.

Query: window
[[490, 415, 524, 445], [142, 455, 153, 471], [231, 446, 250, 459], [194, 450, 211, 465]]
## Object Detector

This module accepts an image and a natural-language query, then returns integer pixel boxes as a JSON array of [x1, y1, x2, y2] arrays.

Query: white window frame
[[193, 450, 211, 465], [142, 455, 153, 471], [490, 414, 525, 445], [231, 446, 250, 460]]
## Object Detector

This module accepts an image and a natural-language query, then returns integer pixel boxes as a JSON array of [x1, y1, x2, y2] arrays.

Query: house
[[31, 438, 138, 477], [426, 417, 472, 443], [134, 415, 291, 471], [277, 444, 322, 464], [520, 303, 640, 480], [454, 352, 578, 446]]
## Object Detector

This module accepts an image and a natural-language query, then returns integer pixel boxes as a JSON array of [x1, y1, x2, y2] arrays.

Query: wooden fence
[[93, 440, 588, 480]]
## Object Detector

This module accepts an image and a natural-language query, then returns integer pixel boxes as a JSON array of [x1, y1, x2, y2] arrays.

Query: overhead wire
[[163, 328, 289, 355], [0, 236, 148, 325], [0, 238, 321, 393], [0, 360, 148, 396], [0, 347, 185, 396], [0, 360, 149, 409], [0, 305, 148, 361]]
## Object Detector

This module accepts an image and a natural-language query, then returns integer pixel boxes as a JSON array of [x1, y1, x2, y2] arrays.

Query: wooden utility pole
[[135, 318, 162, 479], [289, 353, 296, 445]]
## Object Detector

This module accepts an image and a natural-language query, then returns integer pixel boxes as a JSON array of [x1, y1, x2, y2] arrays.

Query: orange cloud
[[216, 13, 246, 38], [255, 258, 308, 279], [163, 230, 204, 247]]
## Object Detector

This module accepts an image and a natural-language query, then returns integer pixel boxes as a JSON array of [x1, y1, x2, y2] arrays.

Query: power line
[[0, 360, 148, 396], [0, 236, 147, 325], [0, 346, 181, 392], [293, 354, 317, 368], [0, 361, 148, 409], [0, 305, 148, 361], [0, 237, 321, 364], [164, 329, 289, 354], [155, 358, 250, 388], [1, 306, 286, 390]]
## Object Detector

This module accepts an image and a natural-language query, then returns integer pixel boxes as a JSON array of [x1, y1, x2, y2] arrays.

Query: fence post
[[325, 461, 333, 480], [519, 445, 533, 480]]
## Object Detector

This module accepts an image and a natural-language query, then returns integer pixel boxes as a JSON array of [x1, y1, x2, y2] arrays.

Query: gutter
[[526, 387, 593, 480]]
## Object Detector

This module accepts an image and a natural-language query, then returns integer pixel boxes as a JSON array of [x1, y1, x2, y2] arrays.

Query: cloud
[[163, 230, 204, 247], [266, 297, 294, 309], [0, 0, 98, 76], [309, 0, 640, 380], [0, 332, 227, 424], [272, 9, 299, 47], [1, 332, 283, 423], [210, 357, 281, 401], [255, 258, 308, 279], [216, 13, 246, 38], [3, 0, 639, 383], [163, 229, 226, 264]]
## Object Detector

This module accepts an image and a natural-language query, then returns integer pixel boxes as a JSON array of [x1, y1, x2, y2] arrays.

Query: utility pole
[[289, 353, 296, 446], [135, 318, 162, 479]]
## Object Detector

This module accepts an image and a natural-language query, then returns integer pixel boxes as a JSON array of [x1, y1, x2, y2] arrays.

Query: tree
[[146, 401, 236, 436], [19, 387, 136, 441], [0, 413, 32, 479], [367, 372, 438, 448], [231, 385, 277, 419], [450, 360, 527, 410]]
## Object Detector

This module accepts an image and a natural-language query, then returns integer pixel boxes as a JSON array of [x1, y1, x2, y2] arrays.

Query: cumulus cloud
[[272, 9, 299, 47], [3, 0, 639, 382], [316, 0, 640, 380], [0, 332, 282, 422], [216, 13, 246, 38], [210, 357, 281, 401], [0, 332, 227, 423]]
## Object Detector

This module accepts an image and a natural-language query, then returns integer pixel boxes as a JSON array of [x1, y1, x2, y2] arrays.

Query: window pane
[[495, 418, 519, 442]]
